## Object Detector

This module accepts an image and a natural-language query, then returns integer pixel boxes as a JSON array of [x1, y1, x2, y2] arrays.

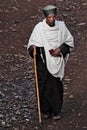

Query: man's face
[[46, 15, 56, 27]]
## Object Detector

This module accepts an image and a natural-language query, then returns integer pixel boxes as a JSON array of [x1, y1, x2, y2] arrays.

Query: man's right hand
[[28, 45, 36, 58]]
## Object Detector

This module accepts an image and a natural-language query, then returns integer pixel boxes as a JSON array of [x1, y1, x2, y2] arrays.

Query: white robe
[[27, 19, 74, 79]]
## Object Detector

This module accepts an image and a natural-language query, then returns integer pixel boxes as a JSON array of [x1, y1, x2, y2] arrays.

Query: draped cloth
[[27, 19, 74, 79]]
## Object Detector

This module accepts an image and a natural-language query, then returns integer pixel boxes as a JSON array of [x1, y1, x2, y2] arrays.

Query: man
[[27, 5, 74, 120]]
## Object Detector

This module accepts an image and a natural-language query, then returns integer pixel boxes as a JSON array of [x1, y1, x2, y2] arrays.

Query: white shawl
[[27, 19, 74, 79]]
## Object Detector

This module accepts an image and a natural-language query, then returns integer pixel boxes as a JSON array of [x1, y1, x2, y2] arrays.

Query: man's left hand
[[49, 48, 62, 57]]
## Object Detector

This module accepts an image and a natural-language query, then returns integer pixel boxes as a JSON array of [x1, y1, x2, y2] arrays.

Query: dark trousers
[[36, 53, 63, 115]]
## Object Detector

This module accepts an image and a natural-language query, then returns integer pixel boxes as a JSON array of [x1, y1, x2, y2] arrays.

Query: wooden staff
[[33, 47, 42, 128]]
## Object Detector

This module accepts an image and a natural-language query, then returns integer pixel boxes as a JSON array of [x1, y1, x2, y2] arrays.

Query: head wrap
[[43, 5, 57, 17]]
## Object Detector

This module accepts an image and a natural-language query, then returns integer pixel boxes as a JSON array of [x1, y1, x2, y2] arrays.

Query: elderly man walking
[[27, 5, 74, 120]]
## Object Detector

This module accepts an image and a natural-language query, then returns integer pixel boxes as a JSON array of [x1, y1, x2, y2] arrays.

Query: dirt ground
[[0, 0, 87, 130]]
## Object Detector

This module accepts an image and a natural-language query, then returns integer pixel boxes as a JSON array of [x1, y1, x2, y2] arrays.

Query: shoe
[[53, 113, 61, 120], [41, 113, 51, 119]]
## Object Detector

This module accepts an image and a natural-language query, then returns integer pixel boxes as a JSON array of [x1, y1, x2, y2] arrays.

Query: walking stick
[[33, 47, 42, 129]]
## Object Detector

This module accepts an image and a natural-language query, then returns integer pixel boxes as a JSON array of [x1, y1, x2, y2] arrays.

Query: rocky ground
[[0, 0, 87, 130]]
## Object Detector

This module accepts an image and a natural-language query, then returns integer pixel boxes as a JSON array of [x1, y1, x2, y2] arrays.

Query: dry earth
[[0, 0, 87, 130]]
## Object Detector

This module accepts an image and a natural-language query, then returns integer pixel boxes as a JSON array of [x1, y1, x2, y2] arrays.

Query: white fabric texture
[[27, 19, 74, 79]]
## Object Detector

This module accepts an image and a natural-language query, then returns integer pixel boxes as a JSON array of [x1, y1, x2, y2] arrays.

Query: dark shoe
[[53, 113, 61, 120], [41, 113, 51, 119]]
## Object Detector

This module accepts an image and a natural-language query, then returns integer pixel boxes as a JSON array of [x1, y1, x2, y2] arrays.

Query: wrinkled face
[[46, 15, 56, 27]]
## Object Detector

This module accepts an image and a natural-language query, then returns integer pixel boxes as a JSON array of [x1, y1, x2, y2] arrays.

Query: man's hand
[[28, 45, 36, 58], [49, 48, 62, 57]]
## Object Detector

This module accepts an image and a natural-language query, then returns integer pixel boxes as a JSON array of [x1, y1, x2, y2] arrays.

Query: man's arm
[[59, 43, 70, 58], [49, 43, 70, 58]]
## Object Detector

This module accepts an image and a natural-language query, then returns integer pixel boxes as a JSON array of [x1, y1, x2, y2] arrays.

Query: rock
[[64, 78, 71, 81], [82, 3, 87, 6], [64, 92, 69, 95], [30, 15, 38, 19], [10, 27, 16, 32], [0, 114, 3, 118], [25, 118, 30, 121], [78, 113, 82, 117], [69, 121, 73, 124], [13, 127, 19, 130], [34, 126, 39, 130], [24, 45, 27, 48], [69, 95, 74, 99], [15, 110, 21, 115], [76, 22, 86, 26], [12, 6, 19, 11], [83, 126, 87, 129], [64, 86, 68, 90], [0, 30, 3, 33], [11, 117, 17, 121], [62, 12, 68, 17], [1, 121, 6, 126], [47, 124, 52, 128], [56, 0, 64, 1], [71, 109, 75, 112], [0, 91, 5, 96], [6, 123, 10, 127]]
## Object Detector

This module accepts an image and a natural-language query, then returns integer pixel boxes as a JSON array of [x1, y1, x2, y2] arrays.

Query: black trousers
[[36, 48, 63, 115]]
